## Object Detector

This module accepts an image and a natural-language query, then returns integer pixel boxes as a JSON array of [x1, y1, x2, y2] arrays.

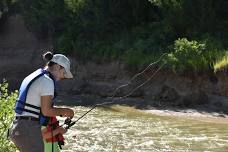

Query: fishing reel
[[63, 118, 75, 130], [64, 117, 72, 125]]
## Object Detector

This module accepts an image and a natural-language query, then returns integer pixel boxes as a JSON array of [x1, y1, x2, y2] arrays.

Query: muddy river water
[[59, 105, 228, 152]]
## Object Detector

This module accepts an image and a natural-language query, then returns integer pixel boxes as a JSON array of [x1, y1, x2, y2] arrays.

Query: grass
[[213, 51, 228, 72], [120, 48, 228, 74]]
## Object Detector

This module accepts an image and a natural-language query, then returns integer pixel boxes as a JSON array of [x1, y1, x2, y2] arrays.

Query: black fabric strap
[[15, 116, 39, 121], [16, 107, 40, 116], [17, 100, 41, 110]]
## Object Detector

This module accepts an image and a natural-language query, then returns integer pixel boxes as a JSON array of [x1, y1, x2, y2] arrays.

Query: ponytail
[[42, 51, 53, 61], [42, 51, 55, 67]]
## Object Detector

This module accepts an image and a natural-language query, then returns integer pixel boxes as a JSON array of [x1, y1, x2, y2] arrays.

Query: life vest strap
[[15, 107, 40, 116], [17, 100, 41, 110]]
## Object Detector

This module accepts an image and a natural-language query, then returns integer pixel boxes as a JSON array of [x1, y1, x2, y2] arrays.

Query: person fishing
[[9, 52, 74, 152]]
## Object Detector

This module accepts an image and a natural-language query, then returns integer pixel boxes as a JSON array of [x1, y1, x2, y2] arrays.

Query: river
[[58, 105, 228, 152]]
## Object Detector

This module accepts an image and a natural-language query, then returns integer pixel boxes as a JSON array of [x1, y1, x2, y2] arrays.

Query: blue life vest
[[15, 68, 57, 125]]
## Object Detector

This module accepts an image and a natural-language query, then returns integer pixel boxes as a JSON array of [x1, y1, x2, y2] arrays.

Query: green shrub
[[0, 81, 18, 152], [166, 38, 209, 73]]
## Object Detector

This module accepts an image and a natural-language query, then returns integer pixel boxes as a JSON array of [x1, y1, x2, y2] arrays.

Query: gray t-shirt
[[16, 74, 54, 118]]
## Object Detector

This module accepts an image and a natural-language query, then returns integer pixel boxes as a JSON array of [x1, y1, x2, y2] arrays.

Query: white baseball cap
[[51, 54, 73, 78]]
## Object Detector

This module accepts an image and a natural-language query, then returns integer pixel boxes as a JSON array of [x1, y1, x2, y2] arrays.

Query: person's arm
[[41, 95, 74, 118]]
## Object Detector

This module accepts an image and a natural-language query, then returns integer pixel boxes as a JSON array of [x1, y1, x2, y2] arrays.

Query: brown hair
[[42, 51, 56, 67], [42, 51, 53, 61]]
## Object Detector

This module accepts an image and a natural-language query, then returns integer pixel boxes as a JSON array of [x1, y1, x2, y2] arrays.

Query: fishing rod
[[64, 101, 113, 129], [63, 53, 168, 129]]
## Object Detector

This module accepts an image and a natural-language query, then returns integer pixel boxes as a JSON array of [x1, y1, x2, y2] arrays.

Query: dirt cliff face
[[0, 15, 50, 89], [59, 60, 228, 113], [1, 15, 228, 113]]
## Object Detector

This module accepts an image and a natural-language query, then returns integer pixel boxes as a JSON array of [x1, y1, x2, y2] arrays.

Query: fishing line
[[64, 53, 168, 129], [110, 53, 168, 99]]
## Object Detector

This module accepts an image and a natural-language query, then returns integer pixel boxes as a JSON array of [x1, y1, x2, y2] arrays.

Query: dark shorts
[[9, 118, 44, 152]]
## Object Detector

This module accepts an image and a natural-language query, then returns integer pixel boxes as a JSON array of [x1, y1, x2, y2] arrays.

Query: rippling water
[[60, 105, 228, 152]]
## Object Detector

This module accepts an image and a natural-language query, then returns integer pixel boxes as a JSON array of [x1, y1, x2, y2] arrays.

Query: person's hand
[[57, 127, 67, 134], [62, 108, 74, 118]]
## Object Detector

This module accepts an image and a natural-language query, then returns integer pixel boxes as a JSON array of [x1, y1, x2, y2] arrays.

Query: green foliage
[[166, 38, 209, 73], [0, 0, 17, 23], [4, 0, 227, 70], [17, 0, 161, 52], [214, 51, 228, 72], [18, 0, 68, 38], [0, 81, 18, 152], [149, 0, 228, 41]]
